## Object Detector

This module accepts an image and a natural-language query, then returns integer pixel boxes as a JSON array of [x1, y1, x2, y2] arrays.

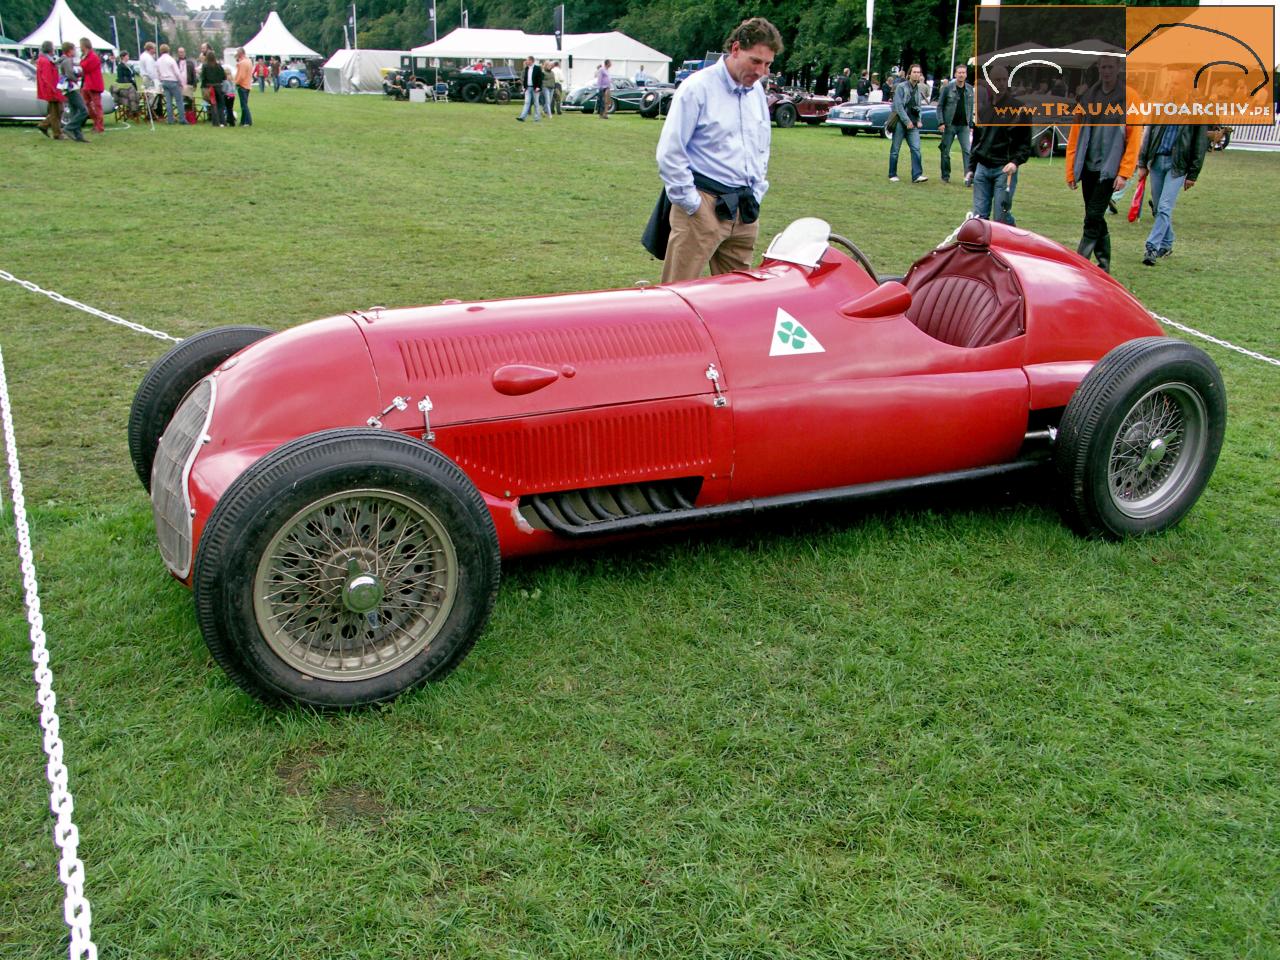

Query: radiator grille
[[151, 378, 213, 578], [397, 318, 704, 381]]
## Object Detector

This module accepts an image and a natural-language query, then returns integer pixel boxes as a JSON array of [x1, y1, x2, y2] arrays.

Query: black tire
[[192, 429, 501, 708], [841, 127, 857, 136], [774, 103, 797, 128], [878, 124, 889, 139], [1035, 130, 1055, 158], [1054, 337, 1226, 539], [128, 326, 273, 492], [460, 81, 482, 103], [483, 87, 496, 103], [287, 77, 300, 88], [639, 91, 660, 118], [496, 86, 511, 103]]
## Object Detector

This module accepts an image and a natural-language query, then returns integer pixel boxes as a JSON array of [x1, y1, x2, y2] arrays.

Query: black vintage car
[[398, 57, 519, 103], [563, 77, 672, 114]]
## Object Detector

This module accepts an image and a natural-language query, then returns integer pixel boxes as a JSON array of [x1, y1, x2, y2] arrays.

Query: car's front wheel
[[128, 325, 273, 491], [193, 429, 501, 708], [287, 77, 300, 88], [460, 81, 483, 102], [774, 103, 797, 128], [1054, 338, 1226, 539]]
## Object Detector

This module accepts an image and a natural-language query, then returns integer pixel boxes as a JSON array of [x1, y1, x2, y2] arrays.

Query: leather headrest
[[956, 217, 990, 250]]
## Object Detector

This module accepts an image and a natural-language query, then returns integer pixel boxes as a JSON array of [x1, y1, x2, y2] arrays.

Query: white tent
[[19, 0, 116, 52], [323, 48, 406, 94], [241, 11, 321, 60], [410, 28, 556, 61], [560, 32, 671, 89], [410, 28, 670, 89]]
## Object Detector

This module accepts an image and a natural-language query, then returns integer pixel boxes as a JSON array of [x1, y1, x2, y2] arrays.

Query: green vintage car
[[563, 78, 673, 114]]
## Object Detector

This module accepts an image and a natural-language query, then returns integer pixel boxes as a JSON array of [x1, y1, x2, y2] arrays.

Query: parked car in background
[[563, 77, 663, 114], [825, 99, 941, 137], [767, 86, 835, 127], [638, 85, 675, 118], [674, 52, 722, 85], [0, 54, 114, 121], [278, 68, 309, 88], [397, 57, 518, 103]]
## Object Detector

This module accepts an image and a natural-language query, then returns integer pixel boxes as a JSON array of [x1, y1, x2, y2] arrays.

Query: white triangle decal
[[769, 307, 825, 356]]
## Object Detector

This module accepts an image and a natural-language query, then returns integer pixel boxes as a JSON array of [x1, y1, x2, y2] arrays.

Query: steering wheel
[[828, 233, 877, 281]]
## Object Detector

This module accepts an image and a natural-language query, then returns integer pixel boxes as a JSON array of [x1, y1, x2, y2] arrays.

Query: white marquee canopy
[[410, 28, 671, 87], [20, 0, 116, 52], [241, 11, 321, 60]]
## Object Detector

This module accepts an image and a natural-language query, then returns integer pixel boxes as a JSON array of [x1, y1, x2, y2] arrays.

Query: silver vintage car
[[0, 53, 114, 122]]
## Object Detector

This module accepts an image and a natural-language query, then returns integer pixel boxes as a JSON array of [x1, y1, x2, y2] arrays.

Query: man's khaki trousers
[[661, 190, 759, 283]]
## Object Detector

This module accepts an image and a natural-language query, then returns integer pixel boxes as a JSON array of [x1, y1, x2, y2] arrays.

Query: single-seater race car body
[[132, 218, 1225, 707]]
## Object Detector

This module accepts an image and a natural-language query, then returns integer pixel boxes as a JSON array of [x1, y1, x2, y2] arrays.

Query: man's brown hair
[[725, 17, 784, 55]]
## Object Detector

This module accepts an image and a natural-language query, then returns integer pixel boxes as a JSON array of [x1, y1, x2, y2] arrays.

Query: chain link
[[1152, 313, 1280, 368], [1, 268, 180, 344], [0, 346, 98, 960]]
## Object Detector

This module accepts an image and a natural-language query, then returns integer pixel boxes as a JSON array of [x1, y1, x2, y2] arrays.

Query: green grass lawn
[[1, 92, 1277, 959]]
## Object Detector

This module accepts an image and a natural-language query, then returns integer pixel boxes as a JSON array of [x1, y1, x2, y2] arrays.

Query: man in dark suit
[[516, 55, 544, 121], [833, 67, 851, 102]]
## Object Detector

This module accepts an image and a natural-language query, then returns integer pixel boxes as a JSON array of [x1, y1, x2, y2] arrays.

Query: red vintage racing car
[[131, 218, 1225, 708]]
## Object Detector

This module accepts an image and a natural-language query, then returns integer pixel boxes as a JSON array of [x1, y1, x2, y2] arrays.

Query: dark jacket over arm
[[1138, 125, 1209, 182]]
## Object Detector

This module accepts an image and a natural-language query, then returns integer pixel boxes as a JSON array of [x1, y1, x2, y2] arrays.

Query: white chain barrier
[[1, 268, 180, 344], [0, 346, 98, 960], [1151, 313, 1280, 368]]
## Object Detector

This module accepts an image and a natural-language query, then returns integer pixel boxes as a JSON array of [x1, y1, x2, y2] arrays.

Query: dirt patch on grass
[[321, 784, 388, 830], [275, 743, 332, 797]]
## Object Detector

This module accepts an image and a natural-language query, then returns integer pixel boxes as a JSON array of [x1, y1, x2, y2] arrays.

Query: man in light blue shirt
[[654, 17, 782, 282]]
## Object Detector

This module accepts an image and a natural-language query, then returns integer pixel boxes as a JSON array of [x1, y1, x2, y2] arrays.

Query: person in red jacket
[[79, 37, 105, 133], [35, 41, 66, 139]]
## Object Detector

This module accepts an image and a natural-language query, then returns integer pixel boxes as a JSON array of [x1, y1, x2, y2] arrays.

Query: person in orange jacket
[[1064, 57, 1142, 273]]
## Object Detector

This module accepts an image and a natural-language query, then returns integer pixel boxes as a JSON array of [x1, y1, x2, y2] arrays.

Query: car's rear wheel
[[774, 103, 797, 128], [193, 429, 501, 708], [496, 86, 511, 103], [287, 77, 300, 88], [460, 81, 482, 103], [128, 326, 273, 491], [1054, 338, 1225, 539]]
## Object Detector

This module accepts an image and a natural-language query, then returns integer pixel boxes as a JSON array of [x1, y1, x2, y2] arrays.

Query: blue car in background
[[278, 68, 309, 88]]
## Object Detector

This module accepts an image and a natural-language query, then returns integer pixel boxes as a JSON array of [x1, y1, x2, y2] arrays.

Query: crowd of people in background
[[31, 39, 286, 137]]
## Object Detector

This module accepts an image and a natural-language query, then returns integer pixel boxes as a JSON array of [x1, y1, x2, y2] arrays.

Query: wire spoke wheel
[[1054, 338, 1225, 539], [253, 488, 458, 682], [1106, 383, 1206, 520]]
